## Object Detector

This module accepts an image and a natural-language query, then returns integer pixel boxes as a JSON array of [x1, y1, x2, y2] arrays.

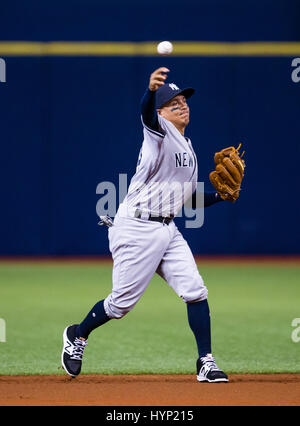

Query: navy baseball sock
[[76, 299, 111, 339], [187, 299, 212, 358]]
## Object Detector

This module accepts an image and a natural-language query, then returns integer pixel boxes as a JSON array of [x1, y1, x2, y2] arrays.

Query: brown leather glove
[[209, 144, 245, 202]]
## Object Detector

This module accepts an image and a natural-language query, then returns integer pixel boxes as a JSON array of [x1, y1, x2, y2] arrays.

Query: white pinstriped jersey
[[123, 114, 198, 217]]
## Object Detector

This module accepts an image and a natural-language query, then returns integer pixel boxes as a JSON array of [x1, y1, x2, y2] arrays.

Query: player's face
[[158, 95, 190, 132]]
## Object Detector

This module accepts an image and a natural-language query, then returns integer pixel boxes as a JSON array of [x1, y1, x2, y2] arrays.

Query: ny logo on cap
[[169, 83, 179, 91]]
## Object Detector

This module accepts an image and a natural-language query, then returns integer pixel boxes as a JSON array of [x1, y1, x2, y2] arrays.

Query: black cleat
[[197, 354, 229, 383], [61, 324, 88, 377]]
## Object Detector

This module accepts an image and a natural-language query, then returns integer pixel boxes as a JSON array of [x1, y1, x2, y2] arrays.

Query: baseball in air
[[157, 41, 173, 55]]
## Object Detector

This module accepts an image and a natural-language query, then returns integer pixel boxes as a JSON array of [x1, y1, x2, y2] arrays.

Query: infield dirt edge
[[1, 373, 299, 406]]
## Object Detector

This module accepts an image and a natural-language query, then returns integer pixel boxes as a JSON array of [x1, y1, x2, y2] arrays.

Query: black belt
[[134, 209, 174, 225], [148, 215, 174, 225]]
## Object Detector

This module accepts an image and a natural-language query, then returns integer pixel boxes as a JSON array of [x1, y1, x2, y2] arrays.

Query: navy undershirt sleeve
[[192, 191, 223, 208], [140, 88, 160, 131]]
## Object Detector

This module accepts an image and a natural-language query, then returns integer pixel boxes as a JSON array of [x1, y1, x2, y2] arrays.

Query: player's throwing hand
[[149, 67, 170, 91]]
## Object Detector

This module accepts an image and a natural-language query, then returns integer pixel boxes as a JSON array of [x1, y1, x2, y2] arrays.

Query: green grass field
[[0, 260, 299, 375]]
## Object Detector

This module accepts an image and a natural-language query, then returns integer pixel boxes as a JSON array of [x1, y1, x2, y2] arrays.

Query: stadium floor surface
[[1, 373, 299, 406]]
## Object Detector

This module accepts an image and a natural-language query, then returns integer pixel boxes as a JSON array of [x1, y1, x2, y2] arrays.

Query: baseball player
[[61, 67, 244, 382]]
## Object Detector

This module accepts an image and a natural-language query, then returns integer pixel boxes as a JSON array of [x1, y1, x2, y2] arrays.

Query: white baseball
[[157, 41, 173, 55]]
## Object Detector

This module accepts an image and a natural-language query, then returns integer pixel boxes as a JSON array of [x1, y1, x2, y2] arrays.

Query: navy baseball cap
[[156, 83, 195, 109]]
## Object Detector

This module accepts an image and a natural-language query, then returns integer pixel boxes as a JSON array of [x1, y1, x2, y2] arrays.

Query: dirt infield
[[1, 374, 299, 406]]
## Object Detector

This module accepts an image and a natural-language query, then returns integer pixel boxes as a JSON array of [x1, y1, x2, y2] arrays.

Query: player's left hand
[[209, 144, 245, 202]]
